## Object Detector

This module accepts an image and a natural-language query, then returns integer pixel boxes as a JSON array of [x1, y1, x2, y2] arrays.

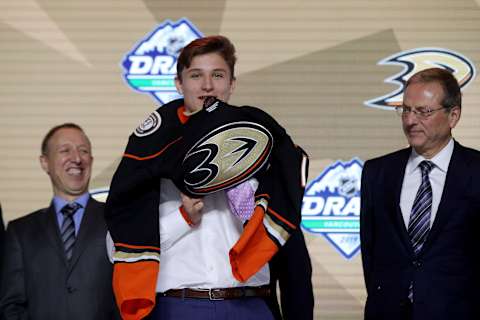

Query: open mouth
[[67, 167, 83, 176]]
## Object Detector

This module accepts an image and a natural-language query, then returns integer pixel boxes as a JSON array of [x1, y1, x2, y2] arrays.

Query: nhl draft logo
[[365, 48, 476, 109], [122, 18, 203, 104], [301, 158, 363, 259]]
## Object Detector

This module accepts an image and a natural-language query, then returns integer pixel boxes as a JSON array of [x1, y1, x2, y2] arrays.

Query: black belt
[[160, 286, 271, 300]]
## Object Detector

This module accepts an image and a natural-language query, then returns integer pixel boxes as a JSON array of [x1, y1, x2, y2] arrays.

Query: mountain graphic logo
[[301, 158, 363, 259], [122, 18, 203, 105]]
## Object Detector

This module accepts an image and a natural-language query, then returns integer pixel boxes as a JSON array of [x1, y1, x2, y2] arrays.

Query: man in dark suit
[[0, 123, 119, 320], [360, 67, 480, 320]]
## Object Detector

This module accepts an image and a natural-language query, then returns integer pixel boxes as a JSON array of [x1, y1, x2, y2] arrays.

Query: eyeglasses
[[395, 105, 448, 119]]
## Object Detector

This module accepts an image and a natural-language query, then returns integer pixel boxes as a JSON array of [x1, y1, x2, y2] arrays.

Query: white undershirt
[[400, 139, 454, 228], [157, 178, 269, 292]]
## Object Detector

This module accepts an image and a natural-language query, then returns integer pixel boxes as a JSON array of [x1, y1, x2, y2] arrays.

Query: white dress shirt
[[157, 178, 269, 292], [105, 178, 269, 291], [400, 139, 454, 228]]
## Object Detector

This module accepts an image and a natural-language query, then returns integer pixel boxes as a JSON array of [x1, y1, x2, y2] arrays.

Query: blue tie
[[60, 202, 81, 261], [407, 160, 434, 301]]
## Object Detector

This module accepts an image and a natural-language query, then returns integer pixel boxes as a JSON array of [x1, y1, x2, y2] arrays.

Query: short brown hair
[[405, 67, 462, 110], [176, 35, 237, 81], [41, 123, 89, 155]]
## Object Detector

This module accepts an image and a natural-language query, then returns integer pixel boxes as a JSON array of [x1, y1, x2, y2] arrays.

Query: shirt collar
[[53, 192, 90, 214], [407, 139, 454, 174]]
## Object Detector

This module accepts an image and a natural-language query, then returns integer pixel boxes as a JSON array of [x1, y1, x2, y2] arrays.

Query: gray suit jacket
[[0, 198, 119, 320]]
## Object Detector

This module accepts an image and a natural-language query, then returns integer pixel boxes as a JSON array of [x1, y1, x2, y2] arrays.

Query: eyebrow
[[402, 103, 427, 109], [185, 68, 228, 73], [55, 143, 90, 149]]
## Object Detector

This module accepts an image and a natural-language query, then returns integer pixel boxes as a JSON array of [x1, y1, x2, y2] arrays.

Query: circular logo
[[182, 121, 273, 195], [134, 111, 162, 137]]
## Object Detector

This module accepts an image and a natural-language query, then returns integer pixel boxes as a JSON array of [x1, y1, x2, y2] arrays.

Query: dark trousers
[[401, 300, 412, 320], [365, 300, 412, 320], [145, 295, 274, 320]]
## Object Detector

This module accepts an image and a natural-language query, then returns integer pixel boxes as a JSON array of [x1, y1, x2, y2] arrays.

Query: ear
[[448, 106, 461, 129], [229, 77, 236, 96], [39, 155, 50, 175], [174, 76, 183, 95]]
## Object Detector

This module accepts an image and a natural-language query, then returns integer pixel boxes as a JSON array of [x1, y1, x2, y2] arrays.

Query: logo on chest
[[182, 122, 273, 195]]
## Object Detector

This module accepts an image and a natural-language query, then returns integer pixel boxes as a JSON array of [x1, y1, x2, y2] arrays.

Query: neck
[[54, 191, 87, 203]]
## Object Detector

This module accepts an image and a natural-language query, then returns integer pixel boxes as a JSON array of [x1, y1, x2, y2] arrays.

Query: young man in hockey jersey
[[106, 35, 313, 320]]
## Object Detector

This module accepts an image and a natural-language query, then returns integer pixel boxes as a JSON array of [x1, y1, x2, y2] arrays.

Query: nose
[[402, 111, 418, 126], [70, 149, 82, 163], [202, 76, 213, 92]]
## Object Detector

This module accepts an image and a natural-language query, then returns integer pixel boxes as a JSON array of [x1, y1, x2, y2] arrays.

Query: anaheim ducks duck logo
[[183, 121, 273, 195], [365, 48, 476, 109]]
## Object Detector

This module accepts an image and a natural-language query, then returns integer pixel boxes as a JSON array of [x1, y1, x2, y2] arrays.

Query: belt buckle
[[208, 288, 224, 301]]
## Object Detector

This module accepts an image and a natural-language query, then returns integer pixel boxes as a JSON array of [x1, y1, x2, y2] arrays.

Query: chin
[[68, 185, 88, 194], [407, 136, 424, 146], [187, 102, 203, 113], [409, 141, 427, 152], [408, 141, 421, 148]]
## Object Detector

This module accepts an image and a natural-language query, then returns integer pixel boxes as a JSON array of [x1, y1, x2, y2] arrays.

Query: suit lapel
[[67, 198, 102, 274], [41, 203, 69, 266], [421, 142, 468, 253], [389, 149, 414, 255]]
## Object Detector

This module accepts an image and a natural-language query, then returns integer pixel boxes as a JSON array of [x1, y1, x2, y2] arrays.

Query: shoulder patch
[[134, 111, 162, 137]]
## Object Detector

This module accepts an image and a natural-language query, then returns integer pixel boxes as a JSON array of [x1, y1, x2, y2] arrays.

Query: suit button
[[376, 285, 381, 290], [412, 260, 422, 268], [67, 286, 75, 293]]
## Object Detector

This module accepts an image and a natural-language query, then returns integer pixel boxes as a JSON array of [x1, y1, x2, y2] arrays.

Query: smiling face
[[40, 127, 93, 201], [175, 52, 236, 113], [402, 81, 460, 158]]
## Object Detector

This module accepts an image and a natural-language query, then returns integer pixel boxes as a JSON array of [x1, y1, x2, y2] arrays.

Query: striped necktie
[[408, 160, 435, 255], [60, 202, 81, 261], [407, 160, 434, 301]]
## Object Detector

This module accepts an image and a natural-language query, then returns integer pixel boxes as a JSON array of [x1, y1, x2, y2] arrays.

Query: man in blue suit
[[360, 67, 480, 320]]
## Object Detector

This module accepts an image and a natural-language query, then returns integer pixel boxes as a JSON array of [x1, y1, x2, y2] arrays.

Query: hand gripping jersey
[[105, 98, 309, 320]]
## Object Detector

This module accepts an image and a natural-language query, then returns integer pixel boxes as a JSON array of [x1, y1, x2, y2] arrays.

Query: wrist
[[179, 205, 197, 227]]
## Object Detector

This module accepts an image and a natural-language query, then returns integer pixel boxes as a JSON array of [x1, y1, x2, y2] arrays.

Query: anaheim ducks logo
[[365, 48, 476, 109], [183, 121, 273, 195]]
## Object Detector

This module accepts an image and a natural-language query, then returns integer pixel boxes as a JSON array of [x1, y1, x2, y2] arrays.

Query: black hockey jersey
[[105, 98, 308, 320]]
